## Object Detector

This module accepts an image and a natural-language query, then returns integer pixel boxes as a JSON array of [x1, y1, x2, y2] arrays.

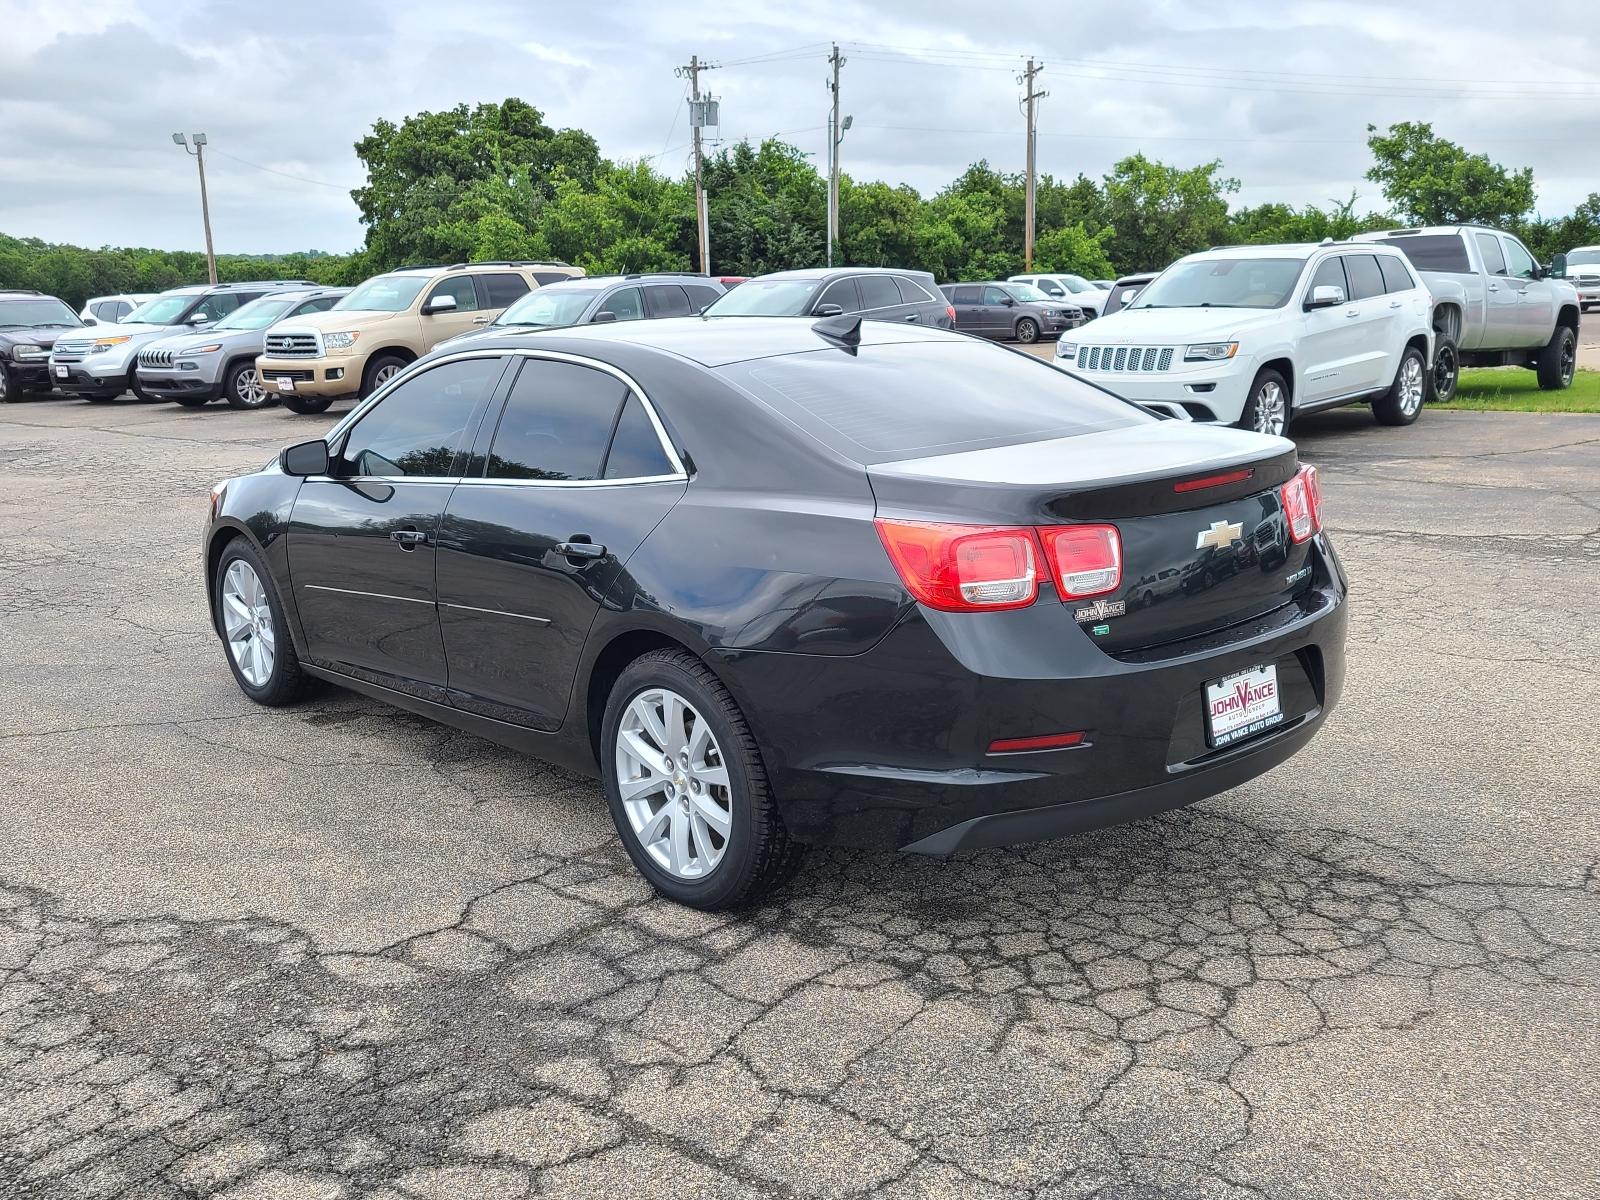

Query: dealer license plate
[[54, 365, 68, 379], [1205, 664, 1283, 748], [276, 377, 294, 392]]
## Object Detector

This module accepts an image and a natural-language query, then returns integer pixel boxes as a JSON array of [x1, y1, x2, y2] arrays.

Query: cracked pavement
[[2, 391, 1598, 1199]]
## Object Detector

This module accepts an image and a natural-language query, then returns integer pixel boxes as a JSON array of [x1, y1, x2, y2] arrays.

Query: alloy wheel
[[1399, 355, 1425, 417], [614, 687, 733, 880], [221, 559, 276, 688], [373, 363, 402, 388], [1432, 344, 1458, 402], [236, 367, 267, 407], [1253, 381, 1286, 435], [1561, 336, 1576, 386]]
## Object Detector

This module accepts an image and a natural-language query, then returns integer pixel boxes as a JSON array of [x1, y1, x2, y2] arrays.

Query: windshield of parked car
[[1569, 249, 1600, 267], [336, 275, 430, 313], [495, 288, 602, 327], [125, 295, 197, 325], [1129, 258, 1303, 310], [1053, 274, 1095, 293], [1002, 283, 1050, 303], [0, 298, 81, 328], [702, 279, 819, 316], [211, 297, 297, 331]]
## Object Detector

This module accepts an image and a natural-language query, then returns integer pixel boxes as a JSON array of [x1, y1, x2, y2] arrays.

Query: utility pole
[[1019, 60, 1047, 272], [677, 56, 718, 275], [172, 132, 217, 284], [826, 44, 846, 267]]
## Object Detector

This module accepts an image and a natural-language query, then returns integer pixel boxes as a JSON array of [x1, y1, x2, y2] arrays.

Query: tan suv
[[257, 261, 584, 413]]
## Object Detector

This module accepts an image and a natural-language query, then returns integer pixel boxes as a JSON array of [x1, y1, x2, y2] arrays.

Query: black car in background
[[941, 281, 1083, 343], [202, 315, 1347, 909], [0, 290, 83, 402], [702, 267, 954, 328]]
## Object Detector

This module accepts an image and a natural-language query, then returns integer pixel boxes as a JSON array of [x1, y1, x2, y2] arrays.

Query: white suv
[[1009, 272, 1106, 317], [1054, 242, 1434, 435]]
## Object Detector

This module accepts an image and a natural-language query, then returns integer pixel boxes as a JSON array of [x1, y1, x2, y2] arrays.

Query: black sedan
[[203, 315, 1347, 909]]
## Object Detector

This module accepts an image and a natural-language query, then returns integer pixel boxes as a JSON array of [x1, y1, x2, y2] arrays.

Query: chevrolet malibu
[[203, 317, 1347, 908]]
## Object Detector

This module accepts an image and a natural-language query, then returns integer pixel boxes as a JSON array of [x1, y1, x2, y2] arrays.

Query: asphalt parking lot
[[2, 391, 1598, 1199]]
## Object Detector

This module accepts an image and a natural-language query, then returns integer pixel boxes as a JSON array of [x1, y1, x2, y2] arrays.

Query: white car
[[79, 293, 158, 326], [1008, 272, 1106, 317], [1053, 242, 1434, 436], [1565, 245, 1600, 311]]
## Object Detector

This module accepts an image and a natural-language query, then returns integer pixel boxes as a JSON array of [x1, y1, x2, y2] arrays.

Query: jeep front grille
[[1076, 345, 1175, 372], [138, 347, 175, 368], [264, 332, 320, 357]]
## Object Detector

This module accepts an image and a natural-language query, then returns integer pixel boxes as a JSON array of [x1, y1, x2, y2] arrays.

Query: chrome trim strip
[[302, 583, 434, 606], [441, 602, 551, 625]]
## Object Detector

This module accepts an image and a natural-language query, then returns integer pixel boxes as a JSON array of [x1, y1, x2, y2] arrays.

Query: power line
[[207, 148, 351, 190]]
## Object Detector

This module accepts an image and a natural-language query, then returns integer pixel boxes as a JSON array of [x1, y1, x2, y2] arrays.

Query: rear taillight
[[875, 520, 1039, 612], [946, 304, 957, 325], [1280, 464, 1323, 543], [1038, 524, 1123, 599]]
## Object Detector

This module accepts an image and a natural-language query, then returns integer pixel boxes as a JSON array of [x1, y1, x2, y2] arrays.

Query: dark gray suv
[[940, 282, 1084, 344], [703, 267, 954, 328]]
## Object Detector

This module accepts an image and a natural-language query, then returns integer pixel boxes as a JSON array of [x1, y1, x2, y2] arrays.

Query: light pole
[[172, 132, 217, 285], [827, 112, 852, 267]]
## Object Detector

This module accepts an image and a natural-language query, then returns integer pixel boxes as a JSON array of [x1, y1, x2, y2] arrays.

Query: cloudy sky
[[3, 0, 1598, 254]]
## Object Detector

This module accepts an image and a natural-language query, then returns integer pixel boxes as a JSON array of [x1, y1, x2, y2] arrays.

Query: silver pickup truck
[[1355, 225, 1580, 402]]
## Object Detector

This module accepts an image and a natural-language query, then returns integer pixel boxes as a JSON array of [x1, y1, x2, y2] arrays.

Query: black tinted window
[[684, 284, 722, 310], [605, 396, 674, 479], [599, 287, 643, 321], [1342, 255, 1386, 301], [429, 276, 479, 312], [341, 358, 501, 478], [1308, 257, 1348, 299], [292, 297, 339, 316], [1382, 234, 1471, 273], [893, 277, 930, 303], [533, 271, 574, 286], [951, 286, 981, 304], [816, 279, 860, 313], [1377, 255, 1415, 293], [720, 341, 1148, 465], [191, 292, 248, 321], [481, 273, 531, 307], [1475, 233, 1507, 275], [486, 359, 628, 481], [858, 275, 901, 309], [645, 285, 692, 318]]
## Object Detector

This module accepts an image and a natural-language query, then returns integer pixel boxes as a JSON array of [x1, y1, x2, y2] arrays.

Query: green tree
[[1100, 154, 1237, 272], [1227, 192, 1393, 246], [1364, 121, 1535, 228], [700, 140, 825, 275], [1032, 223, 1115, 278]]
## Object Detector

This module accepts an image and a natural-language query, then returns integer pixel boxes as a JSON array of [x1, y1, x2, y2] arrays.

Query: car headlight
[[12, 343, 48, 360], [89, 336, 132, 354], [178, 344, 223, 357], [323, 331, 359, 350], [1184, 342, 1239, 363], [1056, 341, 1078, 358]]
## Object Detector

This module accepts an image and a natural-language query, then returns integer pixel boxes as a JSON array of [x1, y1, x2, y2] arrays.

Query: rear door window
[[1475, 233, 1508, 276], [683, 284, 722, 310], [533, 270, 575, 286], [484, 358, 629, 481], [1381, 234, 1471, 273], [644, 285, 692, 318], [816, 278, 861, 313], [480, 272, 531, 308], [1342, 255, 1386, 301], [951, 286, 981, 305], [893, 277, 931, 303], [1377, 255, 1415, 293], [604, 396, 676, 480], [857, 275, 901, 310]]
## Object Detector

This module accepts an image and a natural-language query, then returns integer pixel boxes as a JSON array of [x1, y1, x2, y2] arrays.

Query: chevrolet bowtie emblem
[[1196, 520, 1244, 550]]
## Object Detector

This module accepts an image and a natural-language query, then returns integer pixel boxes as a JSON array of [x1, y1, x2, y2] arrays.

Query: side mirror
[[591, 310, 618, 323], [1304, 285, 1345, 310], [812, 302, 844, 317], [1003, 296, 1016, 307], [83, 316, 97, 326], [187, 315, 212, 325], [1551, 253, 1567, 278], [280, 439, 330, 477], [422, 293, 458, 316]]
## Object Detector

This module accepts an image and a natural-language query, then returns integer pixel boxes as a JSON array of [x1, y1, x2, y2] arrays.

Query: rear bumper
[[257, 356, 359, 397], [722, 535, 1347, 853]]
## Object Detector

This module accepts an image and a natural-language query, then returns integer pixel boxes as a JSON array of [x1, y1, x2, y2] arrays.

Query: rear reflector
[[1280, 464, 1323, 543], [1038, 524, 1122, 598], [875, 519, 1039, 612], [1174, 467, 1254, 493], [989, 730, 1086, 754]]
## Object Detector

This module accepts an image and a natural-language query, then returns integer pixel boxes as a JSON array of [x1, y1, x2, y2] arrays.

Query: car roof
[[449, 314, 957, 368], [384, 260, 578, 278], [746, 267, 930, 282]]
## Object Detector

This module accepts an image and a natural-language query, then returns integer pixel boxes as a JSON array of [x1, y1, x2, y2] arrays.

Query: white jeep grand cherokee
[[1055, 242, 1434, 436]]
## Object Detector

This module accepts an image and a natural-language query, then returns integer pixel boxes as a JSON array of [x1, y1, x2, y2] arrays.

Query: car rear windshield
[[1130, 258, 1304, 310], [1377, 233, 1471, 273], [496, 288, 602, 327], [337, 275, 430, 312], [717, 341, 1150, 464], [702, 279, 818, 316], [0, 298, 80, 327]]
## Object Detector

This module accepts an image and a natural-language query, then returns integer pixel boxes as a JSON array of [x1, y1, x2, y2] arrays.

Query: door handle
[[904, 314, 920, 322], [1389, 300, 1403, 309], [555, 538, 606, 561], [472, 316, 491, 324], [1488, 284, 1499, 292], [391, 528, 429, 550], [1344, 308, 1360, 319]]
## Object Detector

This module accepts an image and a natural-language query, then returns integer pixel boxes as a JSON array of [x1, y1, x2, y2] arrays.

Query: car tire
[[1535, 324, 1576, 390], [361, 354, 408, 398], [1237, 368, 1291, 437], [173, 395, 211, 408], [1426, 335, 1458, 404], [214, 538, 314, 707], [0, 362, 17, 404], [602, 648, 804, 910], [1014, 318, 1039, 344], [127, 369, 151, 401], [225, 361, 273, 410], [1372, 345, 1426, 426], [282, 394, 334, 415]]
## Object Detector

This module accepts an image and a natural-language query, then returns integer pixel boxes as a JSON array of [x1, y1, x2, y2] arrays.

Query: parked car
[[941, 281, 1083, 344], [1096, 272, 1160, 318], [1354, 225, 1581, 401], [1559, 245, 1600, 312], [79, 293, 158, 326], [136, 288, 349, 410], [1008, 272, 1107, 318], [0, 290, 83, 403], [1057, 241, 1433, 435], [257, 261, 585, 415], [201, 314, 1346, 909], [445, 274, 727, 347], [700, 267, 953, 328], [49, 280, 320, 402]]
